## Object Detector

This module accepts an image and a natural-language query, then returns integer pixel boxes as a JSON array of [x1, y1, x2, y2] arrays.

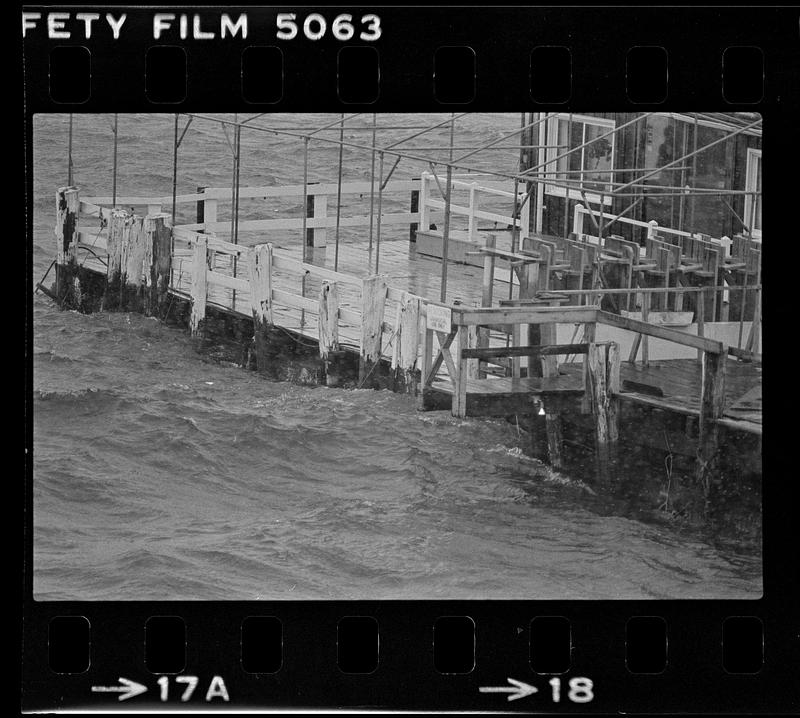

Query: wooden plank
[[456, 306, 599, 326], [460, 343, 589, 359], [597, 309, 724, 354], [271, 287, 318, 313], [272, 253, 364, 287], [202, 179, 421, 201], [186, 211, 420, 235], [206, 269, 250, 293]]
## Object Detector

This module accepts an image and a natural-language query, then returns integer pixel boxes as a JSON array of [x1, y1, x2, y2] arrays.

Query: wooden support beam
[[452, 325, 469, 418], [597, 309, 724, 355], [145, 213, 173, 318], [456, 306, 599, 326], [189, 234, 208, 337], [460, 343, 589, 359], [396, 293, 421, 393], [696, 347, 727, 514], [417, 324, 435, 409], [247, 243, 274, 372], [477, 234, 497, 378], [358, 275, 387, 386], [466, 323, 480, 379], [581, 322, 597, 414]]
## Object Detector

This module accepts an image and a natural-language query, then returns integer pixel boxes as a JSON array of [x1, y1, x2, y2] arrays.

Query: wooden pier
[[48, 180, 762, 509]]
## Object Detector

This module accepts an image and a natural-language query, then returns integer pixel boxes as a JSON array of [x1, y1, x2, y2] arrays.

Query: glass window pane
[[583, 123, 613, 193]]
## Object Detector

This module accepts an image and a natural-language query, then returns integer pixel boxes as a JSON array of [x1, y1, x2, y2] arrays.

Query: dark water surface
[[31, 114, 761, 599]]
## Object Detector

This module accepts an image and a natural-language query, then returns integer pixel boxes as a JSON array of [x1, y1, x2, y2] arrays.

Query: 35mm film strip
[[21, 5, 799, 714]]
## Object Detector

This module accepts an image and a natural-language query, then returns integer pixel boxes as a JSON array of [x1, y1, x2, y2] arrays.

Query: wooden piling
[[54, 186, 80, 306], [121, 215, 148, 312], [395, 293, 421, 393], [418, 321, 434, 409], [55, 186, 80, 266], [581, 321, 597, 414], [145, 213, 173, 319], [104, 208, 130, 311], [247, 243, 274, 371], [587, 342, 620, 475], [453, 324, 469, 418], [697, 346, 727, 513], [189, 234, 208, 337], [359, 275, 387, 386], [318, 281, 342, 386], [409, 189, 419, 242]]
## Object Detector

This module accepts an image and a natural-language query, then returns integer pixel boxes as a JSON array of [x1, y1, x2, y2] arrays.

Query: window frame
[[544, 113, 616, 206], [743, 147, 762, 240]]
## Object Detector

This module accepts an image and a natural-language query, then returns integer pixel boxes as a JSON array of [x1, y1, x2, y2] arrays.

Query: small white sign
[[426, 304, 452, 333]]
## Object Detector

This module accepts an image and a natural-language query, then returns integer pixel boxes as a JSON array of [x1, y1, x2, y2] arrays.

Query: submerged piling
[[54, 186, 81, 307]]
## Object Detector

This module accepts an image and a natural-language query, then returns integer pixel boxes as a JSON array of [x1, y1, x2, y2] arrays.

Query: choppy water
[[31, 114, 761, 600]]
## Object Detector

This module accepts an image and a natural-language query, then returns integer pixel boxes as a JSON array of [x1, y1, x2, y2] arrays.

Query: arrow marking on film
[[479, 677, 538, 702], [91, 677, 148, 701]]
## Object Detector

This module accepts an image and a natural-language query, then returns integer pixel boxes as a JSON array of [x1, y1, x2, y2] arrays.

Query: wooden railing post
[[197, 186, 217, 233], [572, 203, 584, 239], [359, 275, 387, 387], [308, 189, 327, 248], [419, 172, 432, 233], [697, 345, 727, 514], [189, 234, 208, 337], [696, 288, 705, 363], [145, 213, 173, 319], [247, 242, 274, 371], [468, 182, 479, 242]]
